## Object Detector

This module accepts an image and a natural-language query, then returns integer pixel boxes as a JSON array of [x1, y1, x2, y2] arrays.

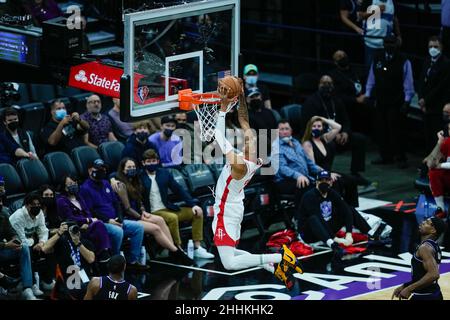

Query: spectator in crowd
[[0, 196, 35, 299], [243, 64, 272, 109], [39, 185, 61, 236], [122, 121, 158, 165], [149, 116, 183, 168], [358, 0, 402, 67], [2, 107, 38, 159], [23, 0, 62, 26], [81, 94, 117, 148], [418, 36, 450, 154], [365, 36, 415, 169], [107, 98, 134, 140], [0, 130, 36, 165], [140, 149, 214, 259], [41, 99, 90, 154], [175, 113, 188, 127], [443, 0, 450, 58], [328, 50, 369, 134], [9, 192, 55, 296], [339, 0, 363, 35], [301, 75, 369, 185], [84, 254, 137, 300], [112, 158, 194, 265], [57, 174, 111, 262], [42, 222, 95, 300], [297, 171, 371, 260], [79, 159, 146, 271], [272, 120, 323, 207], [423, 103, 450, 171], [302, 116, 359, 207]]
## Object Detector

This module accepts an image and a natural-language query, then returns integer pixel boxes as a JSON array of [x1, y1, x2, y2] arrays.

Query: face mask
[[311, 129, 322, 138], [91, 170, 106, 181], [145, 164, 158, 172], [67, 184, 79, 195], [7, 121, 19, 131], [29, 206, 41, 216], [318, 182, 330, 194], [55, 109, 67, 121], [281, 136, 292, 143], [336, 56, 349, 69], [42, 197, 55, 208], [246, 76, 258, 86], [319, 85, 334, 99], [136, 132, 149, 142], [250, 99, 263, 110], [429, 47, 441, 58], [163, 129, 174, 138], [126, 169, 137, 178]]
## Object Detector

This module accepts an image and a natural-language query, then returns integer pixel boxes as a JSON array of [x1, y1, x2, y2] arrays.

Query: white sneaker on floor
[[31, 284, 43, 296], [22, 288, 37, 300], [41, 280, 55, 291], [194, 246, 215, 259]]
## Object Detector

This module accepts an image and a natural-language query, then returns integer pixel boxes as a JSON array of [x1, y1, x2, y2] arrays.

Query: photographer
[[40, 99, 90, 154], [42, 222, 95, 300]]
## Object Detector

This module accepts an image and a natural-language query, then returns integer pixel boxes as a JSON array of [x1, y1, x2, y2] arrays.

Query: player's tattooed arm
[[237, 94, 250, 131]]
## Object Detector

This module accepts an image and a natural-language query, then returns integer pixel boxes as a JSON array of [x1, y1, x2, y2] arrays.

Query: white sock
[[435, 196, 445, 210], [326, 239, 334, 247], [261, 263, 275, 274], [261, 253, 282, 265]]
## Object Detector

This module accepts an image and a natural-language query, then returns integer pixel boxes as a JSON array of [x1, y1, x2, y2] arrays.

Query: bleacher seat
[[56, 86, 84, 97], [44, 152, 79, 186], [168, 168, 189, 190], [0, 164, 25, 198], [71, 146, 101, 178], [18, 102, 46, 136], [69, 93, 92, 114], [30, 84, 57, 102], [9, 198, 24, 213], [16, 159, 50, 191], [208, 162, 224, 180], [98, 141, 125, 172], [280, 104, 302, 129], [270, 109, 282, 124], [182, 164, 215, 196]]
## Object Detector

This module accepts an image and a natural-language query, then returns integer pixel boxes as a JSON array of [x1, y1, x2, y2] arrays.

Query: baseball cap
[[161, 116, 177, 125], [247, 87, 261, 98], [430, 217, 447, 238], [90, 158, 107, 169], [317, 170, 331, 180], [244, 64, 259, 75]]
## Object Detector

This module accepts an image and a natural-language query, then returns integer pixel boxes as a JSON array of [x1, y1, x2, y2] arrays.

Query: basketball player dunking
[[84, 255, 137, 300], [211, 76, 303, 289]]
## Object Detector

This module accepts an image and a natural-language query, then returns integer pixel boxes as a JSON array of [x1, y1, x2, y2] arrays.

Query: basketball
[[218, 76, 243, 99]]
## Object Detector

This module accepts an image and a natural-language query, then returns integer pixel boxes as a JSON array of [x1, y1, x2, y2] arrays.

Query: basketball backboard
[[121, 0, 240, 122]]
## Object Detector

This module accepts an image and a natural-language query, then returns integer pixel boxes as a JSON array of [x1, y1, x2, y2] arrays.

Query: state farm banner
[[68, 61, 122, 98]]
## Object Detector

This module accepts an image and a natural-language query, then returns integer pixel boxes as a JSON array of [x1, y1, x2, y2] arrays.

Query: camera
[[0, 82, 21, 107], [69, 225, 80, 235]]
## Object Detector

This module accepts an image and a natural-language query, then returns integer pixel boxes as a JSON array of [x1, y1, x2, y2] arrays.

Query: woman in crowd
[[38, 185, 61, 236]]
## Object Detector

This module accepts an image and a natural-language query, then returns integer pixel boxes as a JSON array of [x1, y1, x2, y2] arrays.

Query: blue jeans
[[104, 221, 144, 263], [0, 245, 33, 288]]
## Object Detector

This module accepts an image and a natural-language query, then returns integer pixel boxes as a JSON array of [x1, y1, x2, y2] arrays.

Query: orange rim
[[179, 89, 221, 110]]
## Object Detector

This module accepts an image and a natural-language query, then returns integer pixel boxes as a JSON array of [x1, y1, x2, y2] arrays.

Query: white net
[[192, 96, 237, 142]]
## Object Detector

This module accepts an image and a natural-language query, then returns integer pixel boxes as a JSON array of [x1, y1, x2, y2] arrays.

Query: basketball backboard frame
[[121, 0, 240, 122]]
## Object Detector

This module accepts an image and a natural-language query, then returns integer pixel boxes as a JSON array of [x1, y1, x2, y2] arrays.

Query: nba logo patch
[[137, 86, 149, 103], [320, 201, 332, 221]]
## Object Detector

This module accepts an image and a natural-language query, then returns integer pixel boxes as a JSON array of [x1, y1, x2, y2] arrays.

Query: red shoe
[[435, 208, 447, 219]]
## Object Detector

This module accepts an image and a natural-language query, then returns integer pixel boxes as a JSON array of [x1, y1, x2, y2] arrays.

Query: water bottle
[[187, 240, 194, 260], [140, 246, 147, 265]]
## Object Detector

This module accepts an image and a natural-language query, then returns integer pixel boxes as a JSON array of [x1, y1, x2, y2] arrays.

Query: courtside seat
[[270, 108, 282, 123], [44, 152, 79, 186], [208, 162, 224, 180], [280, 104, 302, 129], [71, 146, 101, 178], [182, 164, 215, 197], [168, 168, 189, 206], [69, 93, 92, 114], [9, 198, 24, 214], [0, 164, 25, 201], [17, 102, 46, 136], [30, 84, 57, 102], [16, 159, 50, 191], [98, 141, 125, 172]]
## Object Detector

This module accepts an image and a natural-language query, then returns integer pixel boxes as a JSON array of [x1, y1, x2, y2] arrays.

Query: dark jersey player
[[84, 255, 137, 300], [392, 217, 446, 300]]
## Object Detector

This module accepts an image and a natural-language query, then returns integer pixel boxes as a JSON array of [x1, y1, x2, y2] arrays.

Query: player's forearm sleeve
[[440, 162, 450, 169], [215, 111, 233, 154]]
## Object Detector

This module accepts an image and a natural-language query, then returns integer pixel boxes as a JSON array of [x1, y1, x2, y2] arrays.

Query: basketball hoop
[[178, 89, 237, 142]]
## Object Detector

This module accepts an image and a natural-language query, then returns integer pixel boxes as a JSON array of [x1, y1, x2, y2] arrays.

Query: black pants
[[32, 251, 56, 284], [375, 103, 407, 161], [410, 290, 443, 300], [301, 208, 371, 243], [424, 113, 443, 155], [276, 179, 313, 207], [335, 132, 367, 173]]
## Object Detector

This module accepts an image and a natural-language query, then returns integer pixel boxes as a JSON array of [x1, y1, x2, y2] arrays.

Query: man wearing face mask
[[297, 171, 371, 260], [81, 94, 117, 149], [79, 159, 147, 271], [418, 36, 450, 154], [40, 99, 90, 154], [243, 64, 272, 109], [122, 121, 158, 164], [301, 75, 370, 186], [2, 107, 38, 160], [365, 36, 415, 169], [149, 116, 183, 168]]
